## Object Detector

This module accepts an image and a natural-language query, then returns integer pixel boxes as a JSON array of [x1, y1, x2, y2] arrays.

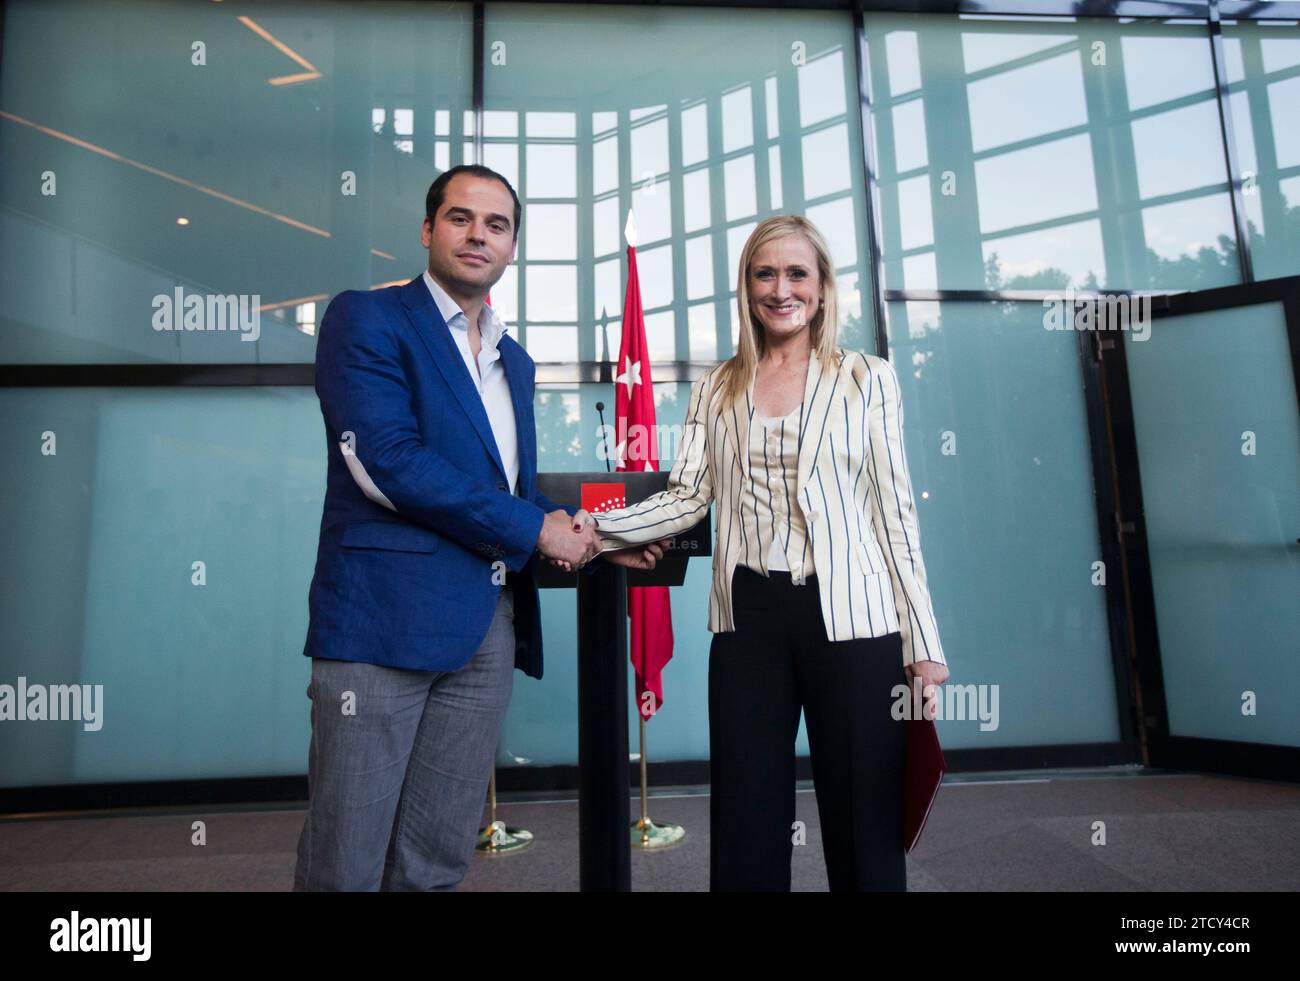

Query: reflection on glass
[[527, 144, 576, 197], [961, 29, 1067, 74], [636, 245, 674, 311], [801, 124, 853, 199], [1121, 35, 1217, 111], [593, 136, 618, 195], [1130, 101, 1230, 199], [525, 264, 576, 322], [975, 134, 1099, 235], [721, 86, 754, 152], [897, 174, 933, 250], [1270, 77, 1300, 168], [869, 12, 1243, 292], [484, 2, 875, 365], [526, 325, 578, 362], [526, 111, 576, 138], [688, 301, 716, 360], [1139, 196, 1239, 288], [983, 219, 1105, 291], [525, 204, 577, 260], [886, 30, 922, 95], [681, 102, 709, 167], [893, 98, 929, 172], [768, 145, 783, 210], [484, 143, 519, 186], [967, 52, 1086, 154], [631, 181, 672, 245], [1223, 19, 1300, 279], [723, 155, 757, 220], [631, 117, 669, 181], [685, 235, 714, 301], [0, 0, 474, 363], [682, 169, 711, 232], [594, 258, 620, 325], [806, 198, 858, 268], [765, 77, 780, 138], [483, 110, 518, 137], [644, 310, 676, 363], [592, 197, 619, 257], [798, 50, 847, 127]]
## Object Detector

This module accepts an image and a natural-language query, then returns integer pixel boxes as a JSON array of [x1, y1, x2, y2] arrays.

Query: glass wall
[[0, 387, 323, 785], [866, 12, 1243, 293], [481, 2, 876, 362], [1124, 302, 1300, 748], [2, 0, 1293, 788], [882, 298, 1120, 745], [0, 0, 473, 364], [1222, 18, 1300, 281]]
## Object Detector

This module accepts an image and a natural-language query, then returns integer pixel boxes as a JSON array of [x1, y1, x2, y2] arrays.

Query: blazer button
[[497, 481, 508, 491]]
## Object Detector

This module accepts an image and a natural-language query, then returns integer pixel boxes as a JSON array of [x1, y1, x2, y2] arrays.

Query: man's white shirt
[[422, 269, 520, 497]]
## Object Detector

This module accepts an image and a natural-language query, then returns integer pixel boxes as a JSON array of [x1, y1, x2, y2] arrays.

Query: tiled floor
[[1, 771, 1296, 891]]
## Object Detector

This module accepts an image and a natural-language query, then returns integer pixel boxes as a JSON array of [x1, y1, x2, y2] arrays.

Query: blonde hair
[[717, 215, 841, 411]]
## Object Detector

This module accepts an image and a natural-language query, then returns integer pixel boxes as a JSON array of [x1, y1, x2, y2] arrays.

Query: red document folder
[[904, 718, 946, 853]]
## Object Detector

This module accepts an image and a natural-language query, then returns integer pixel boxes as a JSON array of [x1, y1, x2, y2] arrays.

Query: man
[[295, 164, 665, 891]]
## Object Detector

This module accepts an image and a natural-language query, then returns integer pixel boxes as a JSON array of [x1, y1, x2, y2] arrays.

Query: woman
[[574, 215, 950, 891]]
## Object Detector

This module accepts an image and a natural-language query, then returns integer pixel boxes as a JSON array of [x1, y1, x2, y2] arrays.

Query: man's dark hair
[[425, 165, 521, 242]]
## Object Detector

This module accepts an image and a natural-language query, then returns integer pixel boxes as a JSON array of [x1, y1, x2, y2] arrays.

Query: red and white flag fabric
[[615, 212, 673, 721]]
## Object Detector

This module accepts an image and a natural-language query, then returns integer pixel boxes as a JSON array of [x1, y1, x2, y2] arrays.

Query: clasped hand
[[536, 508, 670, 572]]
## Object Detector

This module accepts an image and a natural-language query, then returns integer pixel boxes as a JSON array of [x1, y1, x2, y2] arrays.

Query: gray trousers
[[293, 585, 516, 891]]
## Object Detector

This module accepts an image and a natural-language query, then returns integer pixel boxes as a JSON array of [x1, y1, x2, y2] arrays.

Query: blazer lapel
[[719, 373, 754, 480], [499, 336, 536, 498], [399, 276, 508, 483], [796, 348, 843, 493]]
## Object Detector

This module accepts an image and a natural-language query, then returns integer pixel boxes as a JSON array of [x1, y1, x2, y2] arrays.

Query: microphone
[[595, 401, 612, 473]]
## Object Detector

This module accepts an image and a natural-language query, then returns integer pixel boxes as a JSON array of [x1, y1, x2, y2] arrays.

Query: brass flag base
[[631, 816, 686, 850], [475, 764, 534, 857], [476, 820, 535, 855]]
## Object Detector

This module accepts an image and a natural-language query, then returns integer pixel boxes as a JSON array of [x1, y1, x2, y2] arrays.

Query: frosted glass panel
[[884, 299, 1120, 747], [0, 388, 323, 786], [1124, 302, 1300, 747]]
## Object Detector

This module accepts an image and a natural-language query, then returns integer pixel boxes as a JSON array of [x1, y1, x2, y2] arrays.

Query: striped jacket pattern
[[593, 347, 947, 667]]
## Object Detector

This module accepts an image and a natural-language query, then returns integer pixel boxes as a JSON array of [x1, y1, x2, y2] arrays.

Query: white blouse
[[746, 407, 815, 581]]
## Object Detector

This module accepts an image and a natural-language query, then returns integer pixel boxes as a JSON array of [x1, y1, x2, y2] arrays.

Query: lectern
[[535, 470, 711, 892]]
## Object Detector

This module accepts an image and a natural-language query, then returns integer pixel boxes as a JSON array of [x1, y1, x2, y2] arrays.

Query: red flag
[[615, 226, 673, 721]]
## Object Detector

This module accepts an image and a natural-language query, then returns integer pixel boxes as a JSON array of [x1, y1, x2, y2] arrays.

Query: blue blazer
[[302, 275, 583, 679]]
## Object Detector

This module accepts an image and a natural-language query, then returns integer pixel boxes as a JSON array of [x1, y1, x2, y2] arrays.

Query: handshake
[[536, 508, 672, 573]]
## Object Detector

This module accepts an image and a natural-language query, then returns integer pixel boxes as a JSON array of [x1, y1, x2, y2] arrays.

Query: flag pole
[[631, 711, 685, 849], [620, 208, 685, 851]]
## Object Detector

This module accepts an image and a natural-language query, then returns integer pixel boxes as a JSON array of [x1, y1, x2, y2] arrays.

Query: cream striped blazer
[[593, 347, 947, 667]]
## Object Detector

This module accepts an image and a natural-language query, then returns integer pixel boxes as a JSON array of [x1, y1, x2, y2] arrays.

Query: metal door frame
[[1095, 274, 1300, 780]]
